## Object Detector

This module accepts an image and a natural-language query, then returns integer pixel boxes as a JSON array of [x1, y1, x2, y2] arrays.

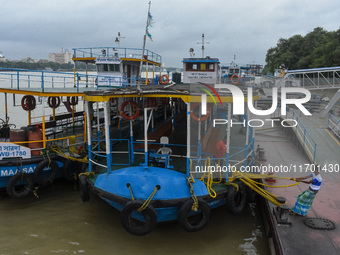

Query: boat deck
[[255, 116, 340, 254]]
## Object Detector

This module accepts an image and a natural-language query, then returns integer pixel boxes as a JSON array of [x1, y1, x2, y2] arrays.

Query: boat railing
[[328, 113, 340, 139], [72, 46, 162, 64], [0, 68, 161, 92], [189, 138, 255, 180]]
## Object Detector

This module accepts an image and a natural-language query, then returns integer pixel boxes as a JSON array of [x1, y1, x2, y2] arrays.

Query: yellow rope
[[50, 144, 88, 163], [186, 176, 199, 211], [138, 186, 159, 212], [128, 185, 135, 201]]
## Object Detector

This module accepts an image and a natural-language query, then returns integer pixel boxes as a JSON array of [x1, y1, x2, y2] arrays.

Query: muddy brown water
[[0, 179, 270, 255]]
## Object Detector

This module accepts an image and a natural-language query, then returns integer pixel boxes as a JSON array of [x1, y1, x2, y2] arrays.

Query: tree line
[[0, 61, 96, 71], [264, 27, 340, 74]]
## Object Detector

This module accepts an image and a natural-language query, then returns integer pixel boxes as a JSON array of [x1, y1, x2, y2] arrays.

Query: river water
[[0, 71, 270, 255], [0, 179, 269, 255]]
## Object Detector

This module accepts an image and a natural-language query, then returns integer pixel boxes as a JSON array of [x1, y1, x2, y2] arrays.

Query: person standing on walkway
[[290, 169, 322, 216]]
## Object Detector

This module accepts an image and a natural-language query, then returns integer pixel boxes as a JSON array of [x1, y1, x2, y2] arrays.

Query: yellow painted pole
[[72, 105, 75, 125], [83, 99, 86, 143], [28, 110, 31, 125], [53, 108, 56, 121], [42, 115, 46, 149]]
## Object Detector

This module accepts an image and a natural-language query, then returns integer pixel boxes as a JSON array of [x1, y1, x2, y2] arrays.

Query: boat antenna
[[197, 33, 209, 58], [115, 32, 125, 48], [138, 1, 152, 91]]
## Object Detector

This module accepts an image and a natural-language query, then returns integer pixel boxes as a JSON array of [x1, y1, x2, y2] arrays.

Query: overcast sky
[[1, 0, 340, 67]]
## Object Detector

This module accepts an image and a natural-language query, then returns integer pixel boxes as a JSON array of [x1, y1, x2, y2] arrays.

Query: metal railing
[[285, 107, 317, 164], [328, 113, 340, 139], [72, 46, 162, 64]]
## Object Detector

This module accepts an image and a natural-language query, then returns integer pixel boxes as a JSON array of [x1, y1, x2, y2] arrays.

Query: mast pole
[[138, 1, 151, 91]]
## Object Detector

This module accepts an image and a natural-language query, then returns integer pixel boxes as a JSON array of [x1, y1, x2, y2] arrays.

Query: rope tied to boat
[[138, 185, 160, 212], [186, 176, 199, 211], [126, 183, 135, 201], [50, 144, 88, 163]]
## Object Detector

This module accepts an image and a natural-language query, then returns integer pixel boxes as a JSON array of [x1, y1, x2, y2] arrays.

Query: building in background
[[0, 52, 6, 62], [49, 51, 73, 64]]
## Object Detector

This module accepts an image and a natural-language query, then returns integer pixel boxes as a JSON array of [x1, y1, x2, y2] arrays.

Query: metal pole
[[186, 102, 190, 177], [104, 100, 112, 173], [144, 107, 148, 166], [85, 101, 93, 172], [137, 1, 151, 91]]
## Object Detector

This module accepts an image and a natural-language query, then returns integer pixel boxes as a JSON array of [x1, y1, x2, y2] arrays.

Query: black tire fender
[[79, 174, 89, 202], [178, 198, 211, 232], [34, 159, 59, 186], [6, 173, 34, 198], [226, 184, 247, 215], [62, 159, 81, 182], [120, 200, 157, 236]]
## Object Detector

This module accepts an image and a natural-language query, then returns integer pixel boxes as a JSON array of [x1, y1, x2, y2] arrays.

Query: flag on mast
[[146, 13, 154, 42]]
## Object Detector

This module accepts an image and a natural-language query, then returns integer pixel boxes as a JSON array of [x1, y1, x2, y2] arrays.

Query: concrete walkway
[[255, 120, 340, 255]]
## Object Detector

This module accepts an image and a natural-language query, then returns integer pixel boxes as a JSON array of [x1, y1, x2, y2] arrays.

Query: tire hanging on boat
[[62, 159, 81, 182], [67, 96, 78, 106], [34, 159, 59, 186], [79, 175, 89, 202], [21, 95, 36, 111], [226, 184, 247, 214], [177, 198, 211, 232], [120, 200, 157, 236], [47, 96, 61, 108], [6, 172, 34, 198]]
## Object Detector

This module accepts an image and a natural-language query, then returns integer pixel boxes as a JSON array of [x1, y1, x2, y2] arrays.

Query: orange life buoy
[[231, 75, 240, 85], [120, 101, 140, 120], [190, 103, 211, 122], [159, 75, 169, 85], [21, 95, 36, 111], [47, 96, 61, 108]]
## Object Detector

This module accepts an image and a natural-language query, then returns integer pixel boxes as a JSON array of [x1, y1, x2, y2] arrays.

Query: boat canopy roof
[[83, 84, 259, 103]]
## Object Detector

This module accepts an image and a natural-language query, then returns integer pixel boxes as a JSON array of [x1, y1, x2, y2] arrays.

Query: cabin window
[[186, 62, 215, 71], [97, 64, 120, 72]]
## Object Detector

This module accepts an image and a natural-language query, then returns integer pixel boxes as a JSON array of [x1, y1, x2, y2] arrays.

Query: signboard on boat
[[0, 143, 31, 160]]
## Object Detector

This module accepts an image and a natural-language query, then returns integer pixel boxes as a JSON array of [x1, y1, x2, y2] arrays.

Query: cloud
[[1, 0, 340, 67]]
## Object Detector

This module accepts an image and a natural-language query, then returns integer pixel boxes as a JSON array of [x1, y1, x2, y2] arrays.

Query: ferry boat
[[77, 56, 285, 235], [0, 46, 162, 199]]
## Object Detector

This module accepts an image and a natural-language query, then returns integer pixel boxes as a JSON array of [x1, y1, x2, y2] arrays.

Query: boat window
[[97, 64, 120, 72], [186, 62, 215, 71], [108, 64, 120, 72]]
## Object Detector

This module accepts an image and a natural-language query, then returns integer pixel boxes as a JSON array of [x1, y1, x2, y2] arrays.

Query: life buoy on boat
[[47, 96, 61, 108], [177, 198, 210, 232], [159, 75, 169, 84], [21, 95, 36, 111], [190, 103, 210, 122], [120, 200, 157, 236], [79, 174, 90, 202], [67, 96, 78, 106], [231, 75, 240, 85], [226, 184, 247, 214], [34, 159, 59, 186], [120, 101, 140, 120], [6, 172, 34, 198]]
